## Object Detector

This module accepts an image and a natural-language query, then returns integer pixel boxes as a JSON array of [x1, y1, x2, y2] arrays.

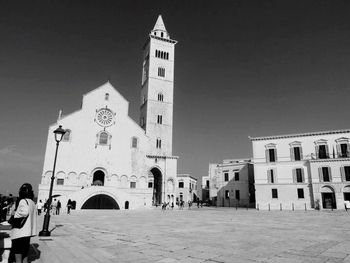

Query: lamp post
[[39, 125, 66, 236]]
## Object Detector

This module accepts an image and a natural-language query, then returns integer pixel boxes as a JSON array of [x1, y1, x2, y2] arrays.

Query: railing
[[253, 152, 350, 163]]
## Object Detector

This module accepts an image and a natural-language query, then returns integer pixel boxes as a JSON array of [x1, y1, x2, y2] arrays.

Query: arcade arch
[[150, 167, 163, 206], [81, 194, 119, 209]]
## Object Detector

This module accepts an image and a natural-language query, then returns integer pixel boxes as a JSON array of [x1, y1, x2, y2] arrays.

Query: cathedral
[[38, 15, 179, 210]]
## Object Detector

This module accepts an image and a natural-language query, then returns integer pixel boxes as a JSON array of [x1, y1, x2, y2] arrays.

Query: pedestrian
[[171, 202, 174, 210], [51, 199, 57, 215], [67, 199, 72, 214], [9, 183, 37, 263], [188, 200, 192, 210], [36, 200, 43, 216], [56, 200, 61, 215]]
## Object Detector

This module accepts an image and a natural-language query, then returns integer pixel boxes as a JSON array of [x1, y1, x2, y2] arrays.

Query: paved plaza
[[29, 208, 350, 263]]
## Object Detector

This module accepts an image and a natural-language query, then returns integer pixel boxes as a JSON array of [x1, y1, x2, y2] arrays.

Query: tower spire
[[151, 15, 169, 39]]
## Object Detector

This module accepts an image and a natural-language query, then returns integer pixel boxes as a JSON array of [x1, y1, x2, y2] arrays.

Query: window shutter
[[273, 168, 277, 183], [340, 166, 345, 182], [290, 147, 295, 161], [328, 167, 332, 182], [292, 169, 296, 183], [315, 146, 319, 159], [265, 149, 270, 162], [325, 145, 329, 158], [318, 167, 323, 182], [299, 147, 303, 160], [267, 170, 271, 183], [301, 168, 305, 183], [274, 149, 277, 161], [336, 144, 341, 158]]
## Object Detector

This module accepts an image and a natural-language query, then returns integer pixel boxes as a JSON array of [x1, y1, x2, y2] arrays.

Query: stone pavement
[[29, 208, 350, 263]]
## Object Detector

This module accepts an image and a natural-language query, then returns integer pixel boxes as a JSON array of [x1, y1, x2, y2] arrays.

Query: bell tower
[[140, 15, 177, 156]]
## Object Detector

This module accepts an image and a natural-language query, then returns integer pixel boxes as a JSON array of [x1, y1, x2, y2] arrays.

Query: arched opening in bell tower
[[150, 168, 162, 206], [92, 170, 105, 186]]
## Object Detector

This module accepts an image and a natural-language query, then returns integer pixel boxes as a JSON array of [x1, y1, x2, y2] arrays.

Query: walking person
[[67, 199, 72, 214], [51, 199, 57, 215], [56, 200, 61, 215], [9, 183, 37, 263], [36, 200, 43, 216]]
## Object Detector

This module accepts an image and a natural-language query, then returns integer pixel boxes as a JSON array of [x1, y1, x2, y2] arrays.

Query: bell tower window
[[156, 138, 162, 149]]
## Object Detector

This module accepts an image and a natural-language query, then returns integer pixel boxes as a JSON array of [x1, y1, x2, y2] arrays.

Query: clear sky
[[1, 0, 350, 196]]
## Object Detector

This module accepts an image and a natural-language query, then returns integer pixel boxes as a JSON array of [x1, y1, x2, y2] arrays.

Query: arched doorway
[[92, 170, 105, 186], [321, 186, 336, 209], [150, 168, 162, 206], [81, 194, 119, 209]]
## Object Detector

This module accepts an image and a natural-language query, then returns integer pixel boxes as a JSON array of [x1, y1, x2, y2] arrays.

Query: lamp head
[[54, 125, 66, 142]]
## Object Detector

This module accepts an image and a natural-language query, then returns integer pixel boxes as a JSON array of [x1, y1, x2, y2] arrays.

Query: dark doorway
[[344, 193, 350, 201], [150, 168, 162, 206], [125, 201, 129, 209], [92, 170, 105, 186], [322, 193, 336, 209], [81, 194, 119, 209]]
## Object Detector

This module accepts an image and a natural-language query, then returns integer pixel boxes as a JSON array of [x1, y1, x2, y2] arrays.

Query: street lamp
[[39, 125, 66, 236]]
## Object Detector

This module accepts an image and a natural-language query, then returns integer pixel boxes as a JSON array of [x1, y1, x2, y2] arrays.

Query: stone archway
[[321, 186, 336, 209], [93, 170, 105, 186], [81, 194, 119, 209], [150, 168, 162, 206]]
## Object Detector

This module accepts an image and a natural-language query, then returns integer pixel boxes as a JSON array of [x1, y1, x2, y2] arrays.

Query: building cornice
[[309, 158, 350, 163], [146, 155, 179, 160], [149, 34, 177, 44], [249, 129, 350, 141]]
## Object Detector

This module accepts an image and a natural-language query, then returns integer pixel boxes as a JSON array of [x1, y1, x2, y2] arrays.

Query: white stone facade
[[176, 174, 197, 205], [38, 16, 180, 210], [250, 129, 350, 210], [205, 160, 254, 207]]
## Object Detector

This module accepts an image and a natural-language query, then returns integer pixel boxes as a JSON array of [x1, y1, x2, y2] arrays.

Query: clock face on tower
[[95, 108, 115, 127]]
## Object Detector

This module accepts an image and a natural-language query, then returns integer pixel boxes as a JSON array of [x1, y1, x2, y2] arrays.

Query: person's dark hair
[[16, 183, 34, 209]]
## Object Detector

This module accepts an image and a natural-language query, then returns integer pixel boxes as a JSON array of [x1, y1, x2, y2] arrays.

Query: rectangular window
[[322, 167, 330, 182], [234, 172, 239, 181], [132, 137, 138, 148], [297, 188, 304, 199], [130, 182, 136, 188], [225, 190, 229, 199], [235, 190, 240, 200], [296, 168, 303, 183], [294, 147, 301, 161], [318, 145, 328, 159], [57, 179, 64, 185], [224, 173, 229, 182], [158, 67, 165, 77], [179, 182, 184, 188], [269, 148, 276, 162], [206, 180, 210, 188], [148, 182, 153, 188], [272, 189, 278, 199], [345, 166, 350, 181], [157, 115, 163, 124], [340, 144, 348, 157]]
